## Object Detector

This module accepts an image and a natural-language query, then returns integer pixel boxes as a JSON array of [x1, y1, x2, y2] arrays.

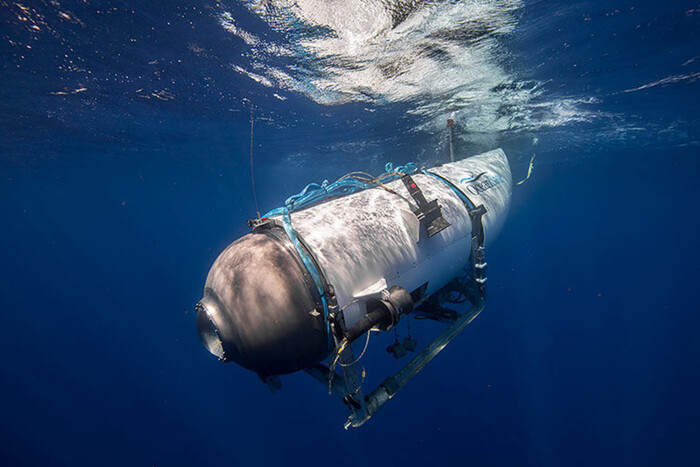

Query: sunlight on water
[[219, 0, 601, 144]]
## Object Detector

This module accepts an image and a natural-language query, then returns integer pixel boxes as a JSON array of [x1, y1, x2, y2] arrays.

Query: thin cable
[[325, 298, 360, 370], [336, 171, 376, 181], [327, 334, 371, 395], [249, 105, 261, 218], [325, 298, 360, 384], [336, 171, 416, 206], [348, 175, 416, 208], [327, 338, 348, 394], [350, 366, 366, 397], [339, 330, 372, 367], [448, 124, 455, 162], [338, 298, 360, 313]]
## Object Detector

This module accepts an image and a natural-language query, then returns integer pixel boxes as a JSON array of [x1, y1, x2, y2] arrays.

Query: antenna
[[446, 112, 455, 162], [249, 103, 261, 219]]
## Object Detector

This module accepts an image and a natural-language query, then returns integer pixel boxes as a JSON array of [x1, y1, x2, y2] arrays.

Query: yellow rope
[[515, 153, 536, 186]]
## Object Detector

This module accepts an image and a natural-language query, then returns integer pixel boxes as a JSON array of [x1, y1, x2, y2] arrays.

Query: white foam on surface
[[219, 0, 604, 140]]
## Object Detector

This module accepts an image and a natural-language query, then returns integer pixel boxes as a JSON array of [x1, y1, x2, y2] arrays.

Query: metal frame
[[306, 298, 484, 428], [305, 196, 490, 427], [306, 233, 486, 428]]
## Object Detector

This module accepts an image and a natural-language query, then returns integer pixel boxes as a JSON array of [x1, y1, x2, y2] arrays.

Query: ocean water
[[1, 1, 699, 465]]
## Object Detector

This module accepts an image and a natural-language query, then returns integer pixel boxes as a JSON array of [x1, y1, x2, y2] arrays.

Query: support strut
[[344, 301, 484, 428]]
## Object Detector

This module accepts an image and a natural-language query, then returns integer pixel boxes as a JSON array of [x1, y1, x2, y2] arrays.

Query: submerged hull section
[[291, 148, 511, 328], [197, 149, 512, 375]]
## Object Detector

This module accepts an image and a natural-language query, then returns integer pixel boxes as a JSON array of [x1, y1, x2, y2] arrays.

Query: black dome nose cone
[[197, 230, 329, 375]]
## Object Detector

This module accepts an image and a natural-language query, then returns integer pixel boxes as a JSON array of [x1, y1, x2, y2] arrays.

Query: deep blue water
[[1, 1, 699, 465]]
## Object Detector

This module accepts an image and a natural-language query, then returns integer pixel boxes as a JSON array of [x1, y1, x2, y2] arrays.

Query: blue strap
[[422, 170, 476, 210], [262, 162, 418, 218], [278, 208, 332, 345], [259, 162, 420, 350]]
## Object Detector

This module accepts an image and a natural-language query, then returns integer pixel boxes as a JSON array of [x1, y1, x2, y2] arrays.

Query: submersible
[[196, 148, 512, 426]]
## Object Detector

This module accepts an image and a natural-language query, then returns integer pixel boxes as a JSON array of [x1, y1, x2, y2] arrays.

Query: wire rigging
[[249, 104, 261, 219]]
